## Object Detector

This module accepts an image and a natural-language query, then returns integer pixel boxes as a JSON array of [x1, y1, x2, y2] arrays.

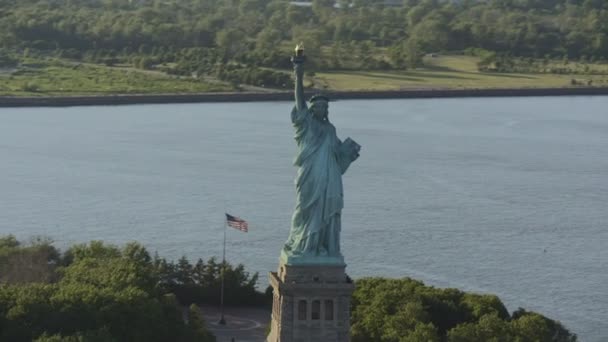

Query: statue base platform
[[280, 249, 345, 266], [266, 259, 354, 342]]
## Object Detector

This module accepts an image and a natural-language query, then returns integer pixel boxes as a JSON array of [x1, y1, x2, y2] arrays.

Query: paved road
[[200, 305, 271, 342]]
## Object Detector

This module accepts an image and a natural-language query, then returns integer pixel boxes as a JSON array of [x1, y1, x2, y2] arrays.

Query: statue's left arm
[[336, 137, 361, 174]]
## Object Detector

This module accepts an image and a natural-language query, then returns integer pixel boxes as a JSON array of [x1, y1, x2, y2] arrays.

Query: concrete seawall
[[1, 87, 608, 107]]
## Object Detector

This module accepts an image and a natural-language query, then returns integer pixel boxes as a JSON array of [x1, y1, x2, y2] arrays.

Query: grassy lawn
[[0, 59, 233, 96], [312, 55, 608, 91], [2, 55, 608, 96]]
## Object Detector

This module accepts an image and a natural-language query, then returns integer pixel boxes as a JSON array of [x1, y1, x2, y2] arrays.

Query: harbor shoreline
[[2, 87, 608, 107]]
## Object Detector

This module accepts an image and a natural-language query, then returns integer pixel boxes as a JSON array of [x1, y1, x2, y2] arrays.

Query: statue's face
[[311, 100, 329, 121]]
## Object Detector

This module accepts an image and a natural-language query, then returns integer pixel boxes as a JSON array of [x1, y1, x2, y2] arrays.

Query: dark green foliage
[[351, 277, 577, 342], [511, 308, 577, 342], [477, 53, 608, 74], [1, 0, 608, 82], [0, 237, 240, 342], [446, 310, 577, 342], [34, 328, 116, 342], [0, 49, 18, 67], [0, 234, 20, 250], [216, 65, 293, 89], [155, 255, 268, 306], [0, 236, 579, 342], [186, 304, 216, 342], [0, 246, 185, 341], [0, 236, 60, 284]]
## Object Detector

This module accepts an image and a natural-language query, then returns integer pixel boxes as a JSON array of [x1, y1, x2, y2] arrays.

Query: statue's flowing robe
[[284, 107, 355, 257]]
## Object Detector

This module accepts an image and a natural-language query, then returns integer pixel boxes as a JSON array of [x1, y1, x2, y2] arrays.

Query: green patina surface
[[281, 54, 360, 266]]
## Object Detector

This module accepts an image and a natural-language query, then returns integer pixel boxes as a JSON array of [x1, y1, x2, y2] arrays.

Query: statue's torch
[[291, 42, 306, 64]]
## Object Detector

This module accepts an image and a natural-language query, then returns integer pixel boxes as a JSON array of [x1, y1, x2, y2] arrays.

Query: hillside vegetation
[[1, 0, 608, 94]]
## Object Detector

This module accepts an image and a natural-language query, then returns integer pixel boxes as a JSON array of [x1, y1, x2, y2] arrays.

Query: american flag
[[225, 213, 248, 232]]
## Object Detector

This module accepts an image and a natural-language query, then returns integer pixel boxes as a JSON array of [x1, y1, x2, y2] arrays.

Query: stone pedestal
[[267, 261, 354, 342]]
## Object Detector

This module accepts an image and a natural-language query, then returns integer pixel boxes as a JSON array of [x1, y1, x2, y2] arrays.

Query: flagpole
[[219, 214, 227, 325]]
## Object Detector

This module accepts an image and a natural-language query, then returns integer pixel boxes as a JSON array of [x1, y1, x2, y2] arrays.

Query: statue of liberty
[[282, 45, 361, 264]]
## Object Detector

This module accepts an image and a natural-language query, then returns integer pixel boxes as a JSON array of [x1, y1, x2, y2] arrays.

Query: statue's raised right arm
[[294, 63, 305, 111], [292, 44, 306, 112]]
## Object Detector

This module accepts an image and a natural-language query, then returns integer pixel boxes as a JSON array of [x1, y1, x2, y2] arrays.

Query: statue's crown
[[309, 94, 330, 103]]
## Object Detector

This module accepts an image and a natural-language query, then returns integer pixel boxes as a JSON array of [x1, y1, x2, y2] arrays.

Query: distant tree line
[[1, 0, 607, 82], [472, 48, 608, 75]]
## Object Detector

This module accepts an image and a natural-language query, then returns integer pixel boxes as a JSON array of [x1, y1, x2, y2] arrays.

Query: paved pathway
[[200, 305, 271, 342]]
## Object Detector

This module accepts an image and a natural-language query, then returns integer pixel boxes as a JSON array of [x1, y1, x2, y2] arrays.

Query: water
[[1, 97, 607, 341]]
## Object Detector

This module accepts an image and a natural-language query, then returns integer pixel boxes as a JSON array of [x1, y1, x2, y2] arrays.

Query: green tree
[[460, 293, 510, 321], [215, 28, 246, 62], [447, 314, 514, 342], [0, 236, 60, 284], [187, 304, 215, 342], [351, 278, 576, 342], [0, 237, 217, 342], [511, 309, 577, 342], [405, 39, 424, 68]]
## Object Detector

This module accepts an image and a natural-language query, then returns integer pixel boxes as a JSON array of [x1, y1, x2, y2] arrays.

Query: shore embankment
[[1, 87, 608, 107]]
